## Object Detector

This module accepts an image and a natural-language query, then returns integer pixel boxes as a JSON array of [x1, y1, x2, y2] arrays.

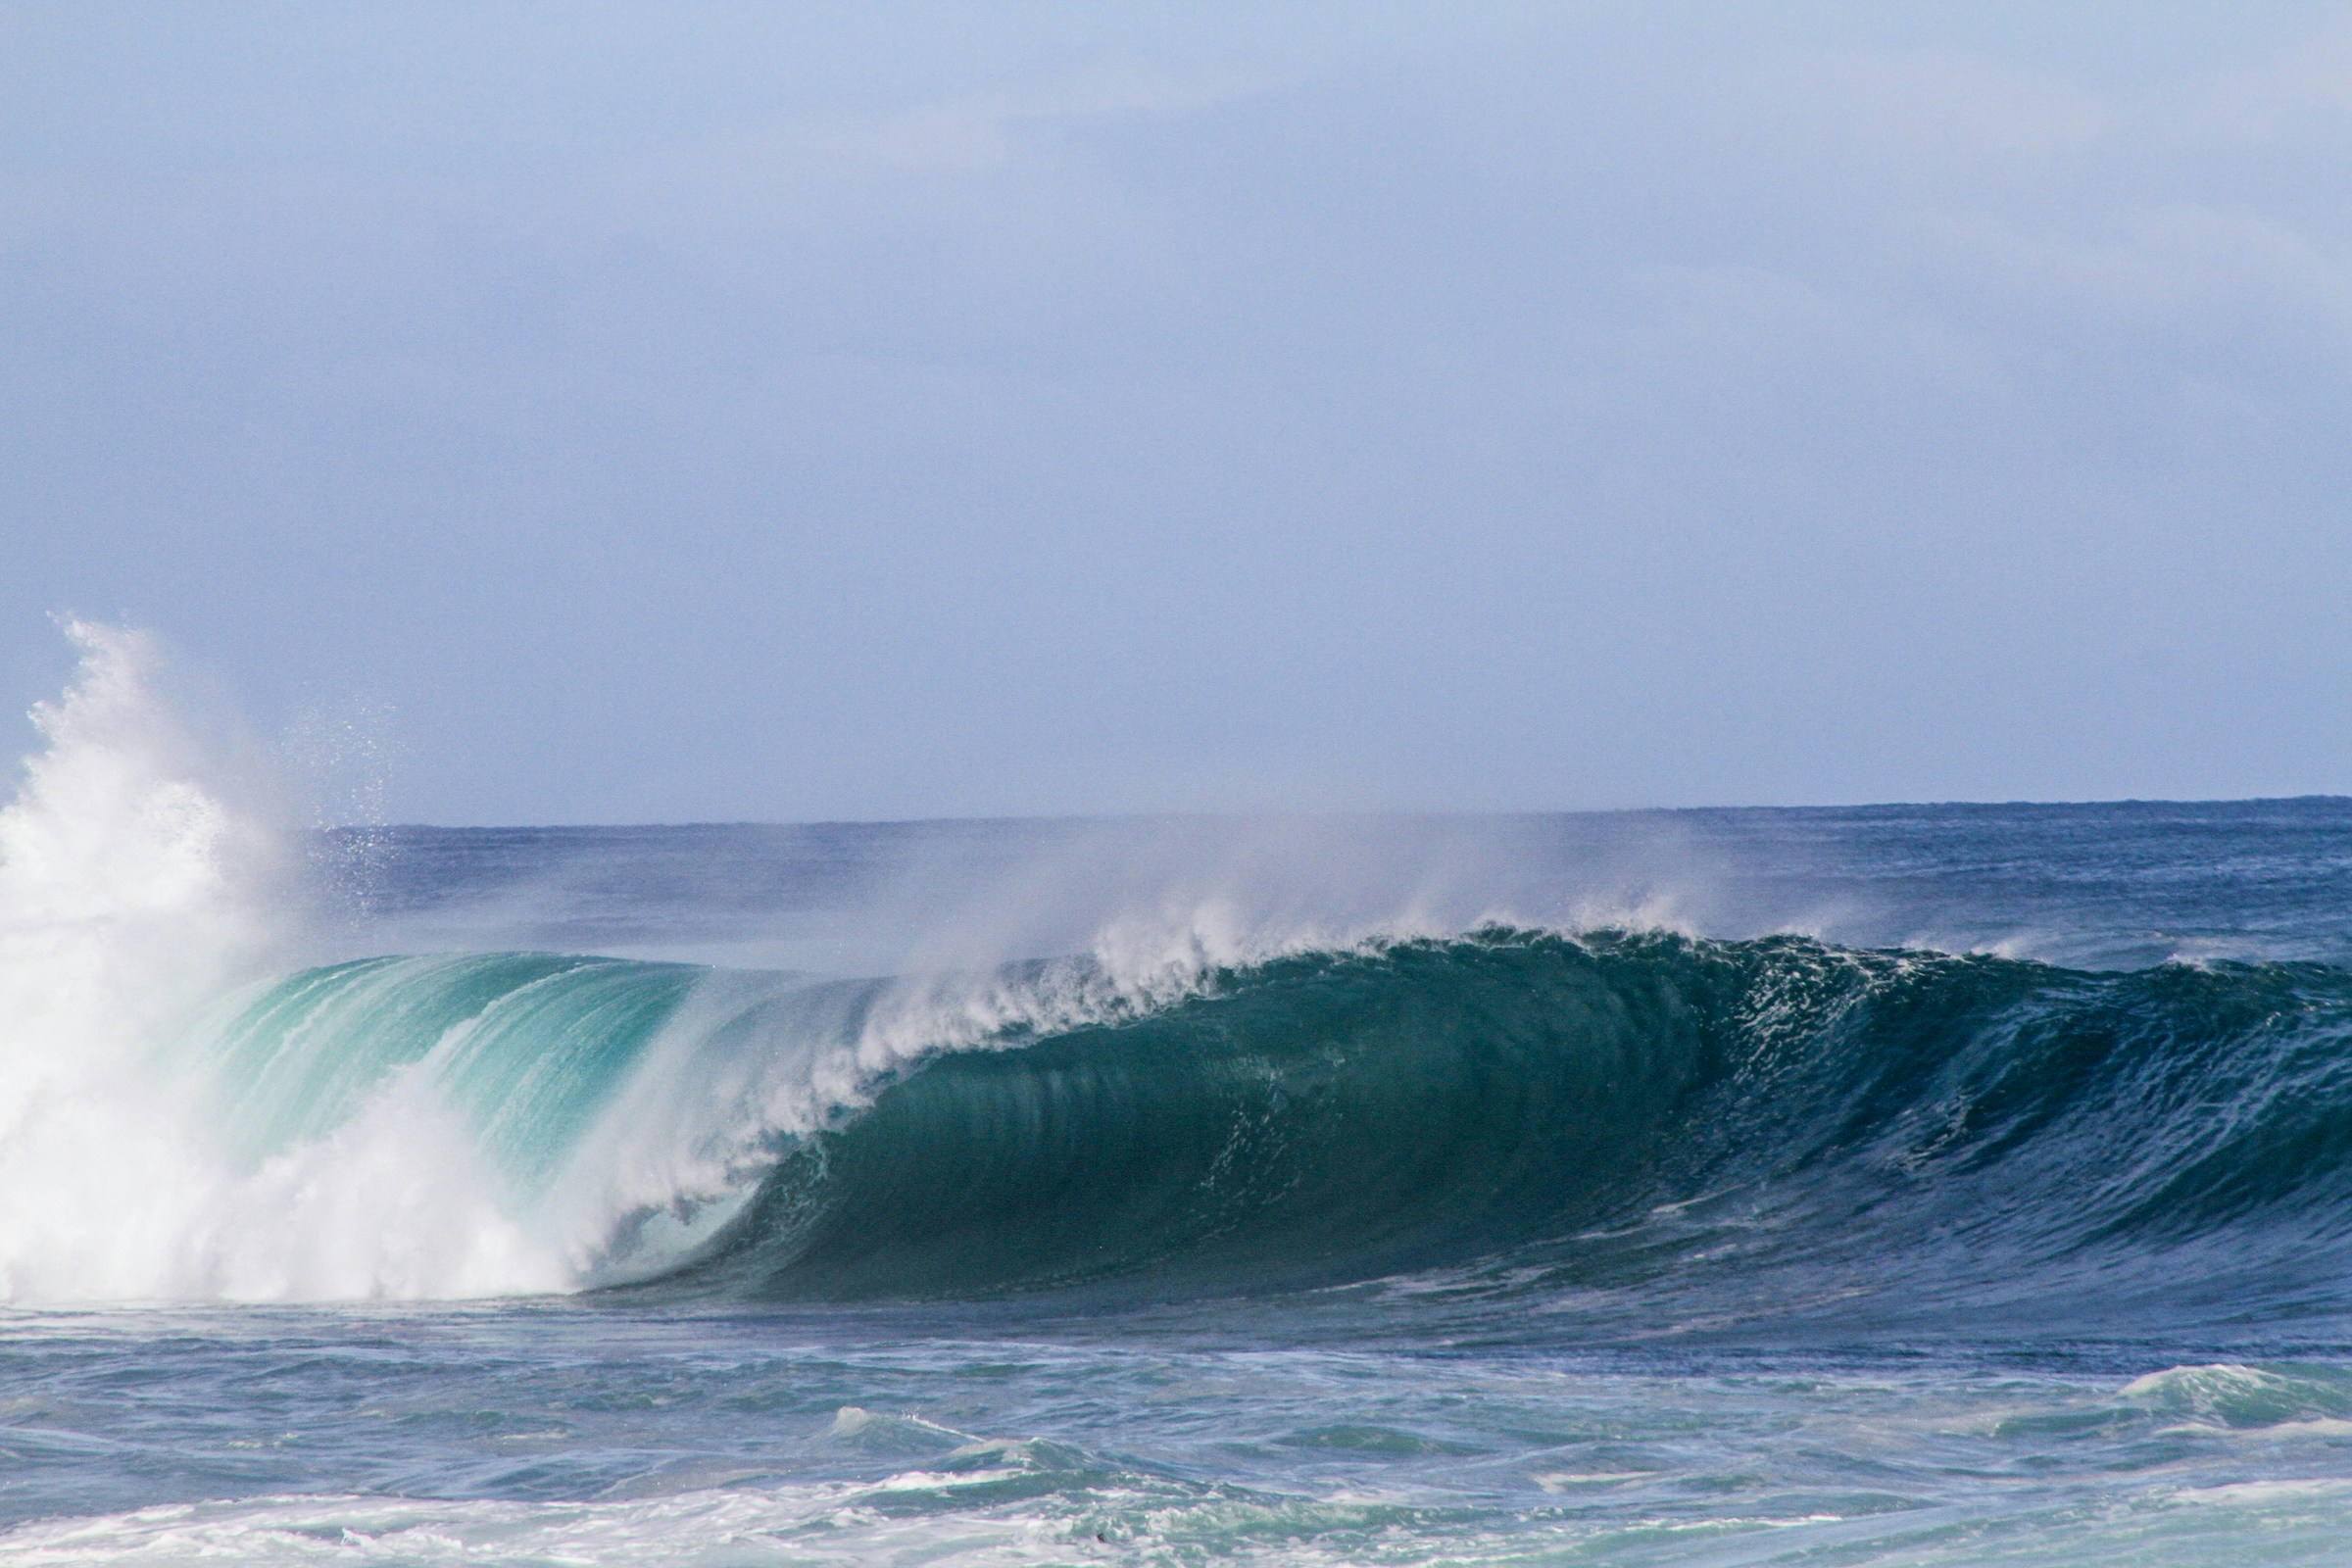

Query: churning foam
[[0, 624, 562, 1301]]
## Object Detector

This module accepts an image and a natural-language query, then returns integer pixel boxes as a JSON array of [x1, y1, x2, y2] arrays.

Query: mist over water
[[8, 626, 2352, 1563]]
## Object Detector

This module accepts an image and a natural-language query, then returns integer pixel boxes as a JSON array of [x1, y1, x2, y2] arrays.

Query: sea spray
[[0, 622, 283, 1298], [0, 626, 559, 1300]]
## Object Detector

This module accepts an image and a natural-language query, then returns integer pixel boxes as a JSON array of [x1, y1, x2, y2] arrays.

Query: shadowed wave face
[[171, 928, 2352, 1330], [679, 932, 2352, 1322]]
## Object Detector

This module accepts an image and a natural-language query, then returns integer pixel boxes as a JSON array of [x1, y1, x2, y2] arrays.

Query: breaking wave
[[7, 625, 2352, 1334], [41, 919, 2352, 1325]]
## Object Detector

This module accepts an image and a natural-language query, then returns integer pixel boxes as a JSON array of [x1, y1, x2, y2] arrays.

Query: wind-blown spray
[[0, 625, 560, 1299]]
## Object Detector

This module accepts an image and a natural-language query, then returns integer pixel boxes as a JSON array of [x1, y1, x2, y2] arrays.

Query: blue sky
[[5, 3, 2350, 823]]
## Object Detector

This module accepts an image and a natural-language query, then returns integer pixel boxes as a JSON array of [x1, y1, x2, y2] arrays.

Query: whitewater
[[8, 624, 2352, 1564]]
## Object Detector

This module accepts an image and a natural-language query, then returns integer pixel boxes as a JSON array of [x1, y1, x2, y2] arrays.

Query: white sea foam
[[0, 625, 565, 1301]]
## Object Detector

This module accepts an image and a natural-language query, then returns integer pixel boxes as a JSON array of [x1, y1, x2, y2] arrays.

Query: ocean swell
[[158, 922, 2352, 1321]]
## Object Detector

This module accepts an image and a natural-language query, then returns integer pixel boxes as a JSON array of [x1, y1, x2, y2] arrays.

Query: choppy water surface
[[7, 638, 2352, 1563], [13, 1306, 2352, 1567]]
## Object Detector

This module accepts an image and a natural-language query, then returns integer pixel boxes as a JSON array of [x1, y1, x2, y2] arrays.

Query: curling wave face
[[147, 926, 2352, 1335], [8, 626, 2352, 1335]]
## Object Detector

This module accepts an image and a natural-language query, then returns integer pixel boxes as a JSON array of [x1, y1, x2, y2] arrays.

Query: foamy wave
[[0, 626, 566, 1301]]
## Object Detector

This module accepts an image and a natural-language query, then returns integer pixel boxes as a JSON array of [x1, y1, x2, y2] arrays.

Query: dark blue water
[[9, 802, 2352, 1564]]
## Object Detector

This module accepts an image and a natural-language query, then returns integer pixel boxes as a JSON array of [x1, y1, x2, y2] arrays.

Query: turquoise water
[[9, 804, 2352, 1564]]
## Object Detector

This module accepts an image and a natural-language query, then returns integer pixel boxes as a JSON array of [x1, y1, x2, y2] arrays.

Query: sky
[[4, 2, 2350, 824]]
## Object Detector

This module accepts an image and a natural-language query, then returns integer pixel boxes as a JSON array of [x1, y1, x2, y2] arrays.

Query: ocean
[[7, 634, 2352, 1564]]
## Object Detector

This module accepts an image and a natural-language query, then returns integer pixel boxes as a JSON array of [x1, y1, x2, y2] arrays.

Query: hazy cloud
[[6, 4, 2351, 820]]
